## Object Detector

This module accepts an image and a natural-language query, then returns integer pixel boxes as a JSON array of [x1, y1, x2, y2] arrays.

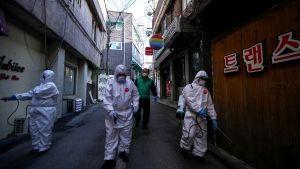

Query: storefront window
[[161, 66, 170, 98], [64, 65, 76, 95], [189, 50, 204, 82]]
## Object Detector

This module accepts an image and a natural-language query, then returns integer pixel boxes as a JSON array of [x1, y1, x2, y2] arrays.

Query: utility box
[[73, 98, 82, 113]]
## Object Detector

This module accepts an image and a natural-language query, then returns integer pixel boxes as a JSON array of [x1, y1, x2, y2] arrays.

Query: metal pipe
[[123, 12, 126, 65]]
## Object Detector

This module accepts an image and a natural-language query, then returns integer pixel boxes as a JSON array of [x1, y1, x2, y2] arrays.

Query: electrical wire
[[48, 2, 69, 68], [43, 0, 48, 68], [6, 100, 20, 126], [23, 31, 43, 67], [30, 0, 38, 13]]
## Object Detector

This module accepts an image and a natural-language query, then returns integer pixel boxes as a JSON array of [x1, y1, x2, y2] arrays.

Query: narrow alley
[[0, 102, 229, 169]]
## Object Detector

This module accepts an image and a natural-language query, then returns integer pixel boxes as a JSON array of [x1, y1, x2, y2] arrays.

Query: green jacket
[[135, 76, 157, 98]]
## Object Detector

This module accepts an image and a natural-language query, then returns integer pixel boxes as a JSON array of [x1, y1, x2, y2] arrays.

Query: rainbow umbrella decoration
[[149, 34, 164, 50]]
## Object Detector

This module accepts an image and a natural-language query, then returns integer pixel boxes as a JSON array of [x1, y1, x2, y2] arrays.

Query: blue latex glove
[[198, 108, 207, 118], [212, 119, 218, 129], [108, 111, 117, 123], [153, 96, 158, 102]]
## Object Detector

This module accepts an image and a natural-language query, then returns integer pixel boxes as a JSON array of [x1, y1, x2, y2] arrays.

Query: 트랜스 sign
[[224, 31, 300, 74]]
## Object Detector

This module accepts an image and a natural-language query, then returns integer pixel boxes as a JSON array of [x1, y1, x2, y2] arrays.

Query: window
[[132, 44, 141, 63], [110, 42, 122, 50], [64, 65, 76, 95], [108, 21, 123, 31], [162, 17, 167, 36], [182, 0, 192, 11], [114, 22, 123, 31], [92, 19, 97, 42]]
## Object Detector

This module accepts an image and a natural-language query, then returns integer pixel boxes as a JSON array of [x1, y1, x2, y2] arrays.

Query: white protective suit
[[180, 71, 217, 157], [15, 70, 59, 152], [103, 65, 140, 160]]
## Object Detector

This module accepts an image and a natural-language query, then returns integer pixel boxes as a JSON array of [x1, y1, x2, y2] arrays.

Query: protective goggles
[[116, 73, 126, 77]]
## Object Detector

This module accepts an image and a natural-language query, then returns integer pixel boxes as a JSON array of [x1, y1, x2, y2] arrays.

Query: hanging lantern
[[149, 34, 164, 50]]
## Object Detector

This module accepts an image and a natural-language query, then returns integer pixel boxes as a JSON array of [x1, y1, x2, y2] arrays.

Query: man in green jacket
[[134, 68, 158, 129]]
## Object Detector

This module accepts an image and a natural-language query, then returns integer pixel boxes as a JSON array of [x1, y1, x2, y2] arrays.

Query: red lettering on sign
[[272, 31, 300, 64], [224, 53, 239, 73], [145, 47, 154, 55], [11, 75, 19, 80], [242, 43, 264, 73], [0, 73, 10, 80]]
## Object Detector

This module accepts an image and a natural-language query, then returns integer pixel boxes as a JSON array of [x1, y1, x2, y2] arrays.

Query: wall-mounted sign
[[0, 56, 25, 72], [0, 73, 20, 80], [149, 34, 164, 50], [145, 47, 154, 55], [272, 31, 300, 64], [224, 31, 299, 74]]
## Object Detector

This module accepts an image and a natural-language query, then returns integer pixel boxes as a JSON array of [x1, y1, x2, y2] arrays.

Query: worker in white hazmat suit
[[101, 64, 140, 169], [5, 70, 59, 155], [179, 70, 218, 163]]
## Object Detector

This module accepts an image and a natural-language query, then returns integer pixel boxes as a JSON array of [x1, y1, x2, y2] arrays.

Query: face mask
[[198, 79, 206, 86], [117, 76, 126, 83], [142, 73, 148, 77]]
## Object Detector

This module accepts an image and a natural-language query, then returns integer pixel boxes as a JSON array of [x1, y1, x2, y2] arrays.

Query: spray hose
[[180, 114, 234, 147]]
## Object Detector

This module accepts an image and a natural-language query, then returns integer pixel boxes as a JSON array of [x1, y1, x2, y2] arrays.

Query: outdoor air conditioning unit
[[73, 98, 83, 113], [14, 118, 28, 135]]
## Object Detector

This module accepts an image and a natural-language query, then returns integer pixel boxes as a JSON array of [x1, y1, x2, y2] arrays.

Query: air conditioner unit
[[73, 98, 82, 113], [14, 118, 28, 135]]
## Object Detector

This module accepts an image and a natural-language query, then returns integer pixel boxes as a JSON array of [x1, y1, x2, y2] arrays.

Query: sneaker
[[181, 148, 189, 158], [118, 151, 129, 162], [101, 160, 116, 169], [193, 155, 206, 164]]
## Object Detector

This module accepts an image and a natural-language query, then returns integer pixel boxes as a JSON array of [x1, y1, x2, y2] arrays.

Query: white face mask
[[117, 76, 126, 83], [198, 79, 206, 86], [142, 73, 148, 77]]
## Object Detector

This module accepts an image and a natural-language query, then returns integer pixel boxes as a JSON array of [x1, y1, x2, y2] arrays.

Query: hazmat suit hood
[[193, 70, 208, 85], [40, 70, 55, 83], [114, 64, 127, 77], [114, 64, 127, 84]]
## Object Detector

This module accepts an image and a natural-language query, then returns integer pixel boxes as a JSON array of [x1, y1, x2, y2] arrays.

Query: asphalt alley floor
[[0, 102, 229, 169]]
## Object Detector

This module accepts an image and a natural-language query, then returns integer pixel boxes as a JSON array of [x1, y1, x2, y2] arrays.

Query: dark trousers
[[134, 98, 150, 126]]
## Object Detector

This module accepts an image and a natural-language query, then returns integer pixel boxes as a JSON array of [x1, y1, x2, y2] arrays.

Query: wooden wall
[[211, 1, 300, 169]]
